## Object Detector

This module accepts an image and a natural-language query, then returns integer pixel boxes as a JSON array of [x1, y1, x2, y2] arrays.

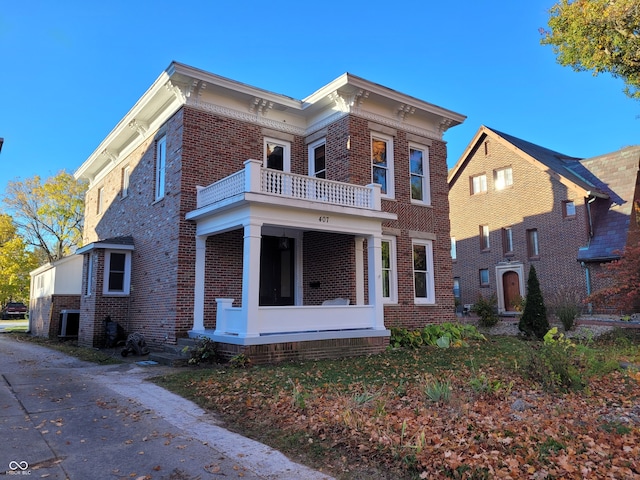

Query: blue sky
[[0, 1, 637, 195]]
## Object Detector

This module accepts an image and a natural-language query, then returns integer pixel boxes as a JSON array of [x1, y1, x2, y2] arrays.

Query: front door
[[259, 235, 295, 306], [502, 271, 520, 312]]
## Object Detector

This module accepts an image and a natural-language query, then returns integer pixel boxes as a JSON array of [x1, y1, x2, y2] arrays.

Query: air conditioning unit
[[59, 309, 80, 337]]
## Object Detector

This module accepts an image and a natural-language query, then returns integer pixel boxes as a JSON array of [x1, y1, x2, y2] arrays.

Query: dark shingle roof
[[487, 128, 608, 196], [577, 146, 640, 262]]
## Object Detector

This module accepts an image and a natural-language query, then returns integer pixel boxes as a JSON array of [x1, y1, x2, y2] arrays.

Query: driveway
[[0, 334, 334, 479]]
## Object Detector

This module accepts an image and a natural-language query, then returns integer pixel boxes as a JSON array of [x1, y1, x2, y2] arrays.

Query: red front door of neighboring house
[[502, 271, 520, 312]]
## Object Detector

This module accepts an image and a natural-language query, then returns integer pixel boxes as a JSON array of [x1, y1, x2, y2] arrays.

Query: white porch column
[[367, 234, 386, 330], [354, 237, 365, 305], [241, 222, 262, 338], [192, 235, 206, 332]]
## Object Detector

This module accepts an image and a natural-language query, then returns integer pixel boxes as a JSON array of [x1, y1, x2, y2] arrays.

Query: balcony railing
[[196, 159, 381, 210]]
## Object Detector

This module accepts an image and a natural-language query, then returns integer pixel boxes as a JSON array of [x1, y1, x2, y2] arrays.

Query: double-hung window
[[155, 136, 166, 201], [381, 236, 398, 303], [409, 144, 430, 204], [308, 139, 326, 178], [104, 250, 132, 295], [265, 138, 291, 172], [371, 133, 394, 198], [471, 174, 487, 195], [494, 167, 513, 190], [412, 239, 435, 304]]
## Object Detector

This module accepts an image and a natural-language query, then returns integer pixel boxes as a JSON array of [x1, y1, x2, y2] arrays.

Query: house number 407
[[319, 216, 329, 223]]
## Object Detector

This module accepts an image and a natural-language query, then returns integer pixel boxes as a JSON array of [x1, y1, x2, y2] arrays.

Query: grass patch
[[152, 330, 640, 479]]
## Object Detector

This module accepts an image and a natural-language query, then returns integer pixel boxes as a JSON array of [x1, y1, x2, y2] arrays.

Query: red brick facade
[[77, 67, 462, 357], [449, 128, 640, 316]]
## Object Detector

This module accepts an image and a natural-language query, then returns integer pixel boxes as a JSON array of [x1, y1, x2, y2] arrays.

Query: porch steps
[[149, 338, 197, 367]]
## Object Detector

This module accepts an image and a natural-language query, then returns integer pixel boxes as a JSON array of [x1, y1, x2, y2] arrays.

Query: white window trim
[[264, 137, 291, 172], [494, 167, 513, 191], [97, 187, 104, 215], [85, 253, 93, 297], [155, 136, 166, 201], [122, 165, 131, 198], [471, 174, 487, 194], [409, 143, 431, 205], [412, 239, 435, 304], [381, 236, 398, 304], [371, 132, 395, 199], [103, 250, 132, 296], [307, 138, 326, 177]]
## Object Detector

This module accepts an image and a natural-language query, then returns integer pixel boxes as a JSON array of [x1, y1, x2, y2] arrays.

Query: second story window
[[563, 200, 576, 218], [371, 133, 394, 198], [265, 138, 291, 172], [409, 144, 430, 204], [502, 227, 514, 256], [308, 139, 326, 178], [155, 136, 166, 201], [470, 174, 487, 195], [122, 165, 131, 198], [97, 187, 104, 215], [451, 237, 457, 261], [494, 167, 513, 190], [480, 225, 490, 251], [527, 228, 540, 259]]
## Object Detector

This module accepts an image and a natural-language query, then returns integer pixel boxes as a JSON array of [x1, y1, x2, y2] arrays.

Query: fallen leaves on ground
[[179, 343, 640, 479]]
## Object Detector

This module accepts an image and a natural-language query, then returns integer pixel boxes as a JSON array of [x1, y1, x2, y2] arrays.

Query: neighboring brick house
[[448, 126, 640, 316], [73, 62, 465, 362]]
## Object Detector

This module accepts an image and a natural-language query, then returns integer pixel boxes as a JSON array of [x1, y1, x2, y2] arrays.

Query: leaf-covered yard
[[155, 329, 640, 479]]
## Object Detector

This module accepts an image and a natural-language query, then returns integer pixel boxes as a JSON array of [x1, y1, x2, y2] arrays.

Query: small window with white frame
[[563, 200, 576, 218], [122, 165, 131, 198], [381, 236, 398, 303], [155, 136, 166, 201], [409, 143, 430, 205], [265, 138, 291, 172], [494, 167, 513, 190], [412, 239, 435, 304], [371, 132, 394, 198], [470, 174, 487, 195], [103, 250, 132, 295], [97, 186, 104, 215], [308, 139, 326, 178]]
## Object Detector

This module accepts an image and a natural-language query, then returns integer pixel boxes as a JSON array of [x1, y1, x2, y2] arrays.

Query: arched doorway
[[502, 271, 520, 312]]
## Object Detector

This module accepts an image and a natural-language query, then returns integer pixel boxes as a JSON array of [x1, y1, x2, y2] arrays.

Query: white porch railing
[[214, 299, 378, 337], [196, 159, 381, 210]]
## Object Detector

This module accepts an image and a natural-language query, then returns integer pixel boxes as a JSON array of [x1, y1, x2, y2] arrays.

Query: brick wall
[[81, 103, 457, 349], [450, 135, 591, 311]]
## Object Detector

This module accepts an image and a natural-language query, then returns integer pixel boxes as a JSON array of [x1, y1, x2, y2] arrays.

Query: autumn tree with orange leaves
[[588, 242, 640, 314]]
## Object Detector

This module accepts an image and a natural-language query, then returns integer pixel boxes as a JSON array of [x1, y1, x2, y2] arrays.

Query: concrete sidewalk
[[0, 335, 334, 479]]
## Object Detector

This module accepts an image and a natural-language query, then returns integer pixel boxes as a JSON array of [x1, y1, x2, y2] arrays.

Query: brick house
[[448, 126, 640, 316], [73, 62, 465, 361]]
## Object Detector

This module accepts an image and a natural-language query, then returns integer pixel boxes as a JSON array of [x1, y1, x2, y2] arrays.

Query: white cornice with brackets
[[75, 62, 466, 187]]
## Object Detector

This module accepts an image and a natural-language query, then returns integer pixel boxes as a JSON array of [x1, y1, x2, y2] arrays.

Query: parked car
[[1, 302, 28, 319]]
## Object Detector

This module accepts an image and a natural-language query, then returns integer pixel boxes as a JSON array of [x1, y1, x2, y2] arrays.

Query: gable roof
[[448, 126, 609, 199], [449, 125, 640, 263]]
